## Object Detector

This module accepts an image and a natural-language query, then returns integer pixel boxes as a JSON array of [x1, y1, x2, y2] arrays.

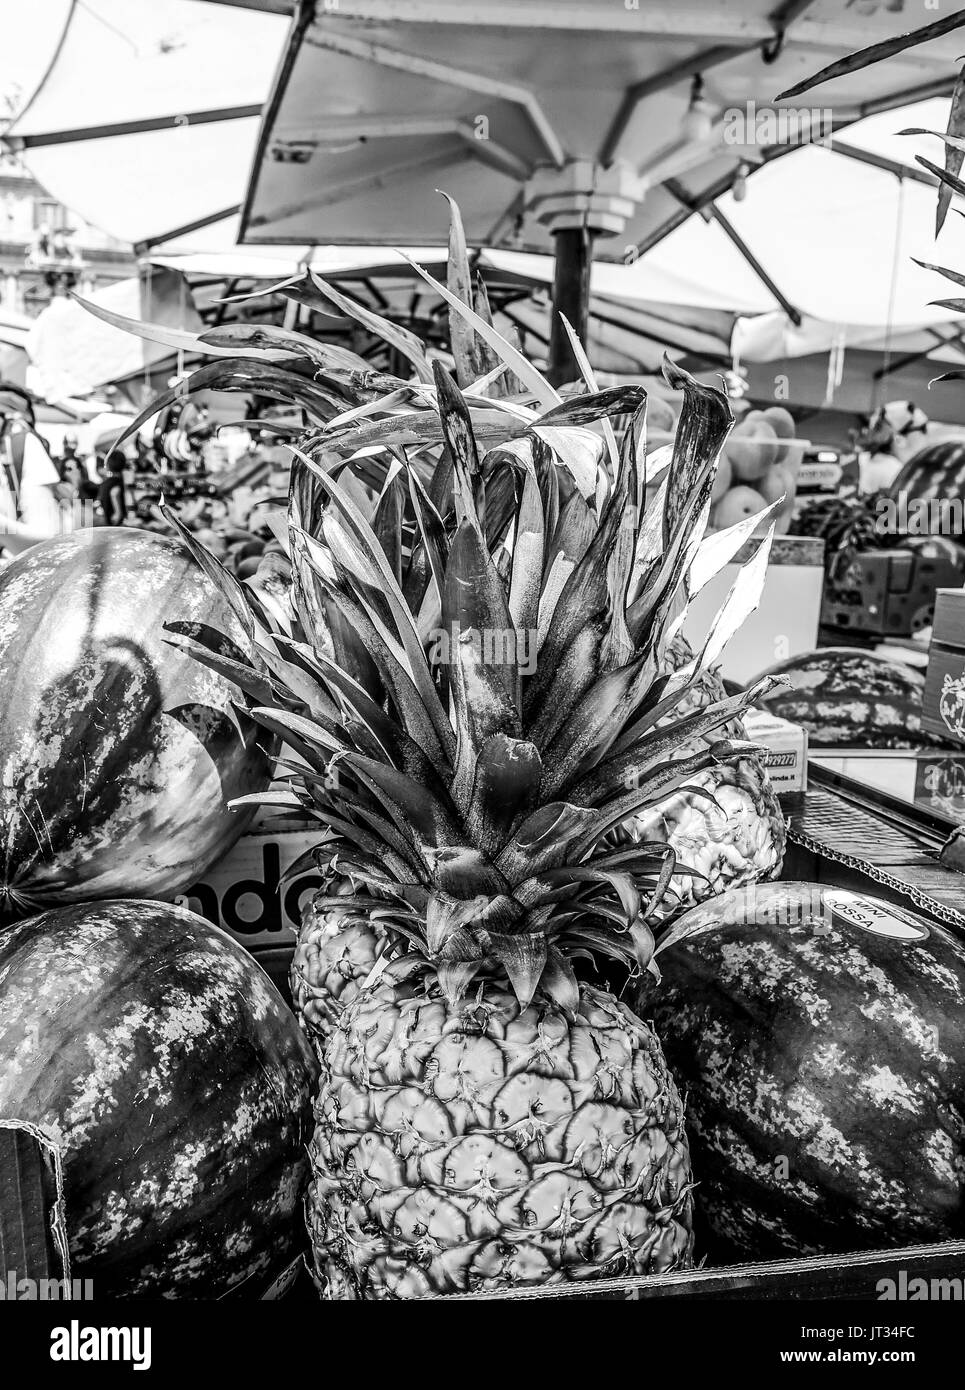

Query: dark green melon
[[888, 440, 965, 507], [0, 528, 272, 919], [0, 899, 317, 1297], [637, 882, 965, 1261], [756, 647, 944, 748]]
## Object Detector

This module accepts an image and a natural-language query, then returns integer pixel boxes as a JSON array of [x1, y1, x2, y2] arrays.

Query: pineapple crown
[[112, 199, 781, 1011]]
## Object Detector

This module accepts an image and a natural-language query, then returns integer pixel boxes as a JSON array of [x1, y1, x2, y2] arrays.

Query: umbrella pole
[[548, 226, 594, 386]]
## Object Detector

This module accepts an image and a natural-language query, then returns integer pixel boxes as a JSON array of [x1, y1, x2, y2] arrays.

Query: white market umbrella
[[1, 0, 287, 249], [6, 1, 964, 384], [237, 0, 965, 378]]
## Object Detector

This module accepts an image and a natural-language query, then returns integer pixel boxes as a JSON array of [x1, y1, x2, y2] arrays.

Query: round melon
[[756, 647, 944, 749], [710, 452, 732, 504], [888, 439, 965, 509], [0, 529, 272, 918], [712, 484, 767, 529], [762, 406, 796, 464], [638, 882, 965, 1260], [648, 396, 677, 436], [0, 899, 317, 1297], [757, 463, 793, 508], [725, 412, 779, 480]]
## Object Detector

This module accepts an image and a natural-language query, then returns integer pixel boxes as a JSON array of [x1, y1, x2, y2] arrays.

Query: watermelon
[[0, 528, 272, 919], [0, 899, 317, 1297], [638, 882, 965, 1261], [888, 440, 965, 508], [756, 647, 945, 748]]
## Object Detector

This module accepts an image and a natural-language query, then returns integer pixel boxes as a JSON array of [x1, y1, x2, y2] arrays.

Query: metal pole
[[548, 225, 594, 386]]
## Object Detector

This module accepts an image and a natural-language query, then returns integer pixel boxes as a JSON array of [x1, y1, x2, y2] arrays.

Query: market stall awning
[[25, 267, 202, 401], [235, 1, 965, 377], [1, 0, 288, 250], [7, 1, 965, 383], [149, 244, 741, 376], [241, 0, 961, 258]]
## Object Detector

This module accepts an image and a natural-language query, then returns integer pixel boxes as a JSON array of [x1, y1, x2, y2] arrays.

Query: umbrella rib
[[599, 45, 742, 166], [5, 106, 262, 150], [135, 206, 241, 256], [664, 178, 801, 327], [306, 28, 565, 167]]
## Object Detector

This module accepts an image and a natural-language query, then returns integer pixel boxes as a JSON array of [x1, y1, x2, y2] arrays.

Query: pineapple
[[167, 342, 780, 1296], [290, 876, 377, 1049], [156, 204, 785, 1296], [626, 632, 785, 912]]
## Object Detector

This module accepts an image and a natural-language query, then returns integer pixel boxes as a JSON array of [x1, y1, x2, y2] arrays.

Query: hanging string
[[876, 174, 906, 410], [176, 271, 185, 382], [823, 327, 846, 407], [142, 259, 153, 402]]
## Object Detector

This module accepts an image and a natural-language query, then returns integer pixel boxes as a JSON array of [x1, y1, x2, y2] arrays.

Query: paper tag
[[825, 890, 930, 942]]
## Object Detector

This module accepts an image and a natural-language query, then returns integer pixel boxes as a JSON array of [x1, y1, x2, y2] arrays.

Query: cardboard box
[[683, 536, 824, 684], [923, 587, 965, 745], [822, 549, 965, 638], [742, 706, 807, 792], [176, 812, 323, 951]]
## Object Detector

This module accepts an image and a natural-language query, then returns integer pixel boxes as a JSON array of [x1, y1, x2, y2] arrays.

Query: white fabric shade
[[6, 3, 965, 374]]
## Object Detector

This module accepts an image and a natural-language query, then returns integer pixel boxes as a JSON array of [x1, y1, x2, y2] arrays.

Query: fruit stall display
[[754, 647, 945, 750], [792, 491, 965, 638], [1, 200, 964, 1302], [709, 405, 802, 534]]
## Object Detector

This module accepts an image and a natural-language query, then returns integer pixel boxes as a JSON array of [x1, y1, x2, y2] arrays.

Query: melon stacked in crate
[[711, 406, 802, 534]]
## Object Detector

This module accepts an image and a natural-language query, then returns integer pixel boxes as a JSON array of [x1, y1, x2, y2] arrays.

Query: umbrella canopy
[[6, 1, 964, 382], [25, 266, 202, 400], [236, 1, 964, 376], [1, 0, 288, 250], [150, 244, 739, 375]]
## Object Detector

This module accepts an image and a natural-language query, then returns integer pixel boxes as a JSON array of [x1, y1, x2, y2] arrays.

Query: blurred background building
[[0, 152, 132, 317]]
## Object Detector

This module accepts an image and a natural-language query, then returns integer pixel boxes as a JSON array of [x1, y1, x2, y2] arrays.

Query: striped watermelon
[[0, 899, 317, 1297], [0, 528, 271, 919], [638, 882, 965, 1261], [756, 647, 945, 748], [888, 440, 965, 507]]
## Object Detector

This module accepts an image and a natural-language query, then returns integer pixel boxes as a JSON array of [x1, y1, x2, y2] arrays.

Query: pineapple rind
[[629, 634, 786, 911], [291, 898, 380, 1056], [307, 966, 693, 1298]]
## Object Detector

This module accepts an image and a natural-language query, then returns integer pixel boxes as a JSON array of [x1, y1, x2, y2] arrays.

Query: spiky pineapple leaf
[[399, 251, 562, 410], [199, 321, 371, 376], [686, 497, 781, 598], [442, 191, 483, 389], [163, 627, 274, 705], [161, 502, 257, 645], [464, 733, 543, 854], [309, 270, 434, 384], [661, 357, 732, 546], [776, 11, 965, 101], [291, 446, 455, 762], [444, 517, 523, 812], [699, 526, 774, 669]]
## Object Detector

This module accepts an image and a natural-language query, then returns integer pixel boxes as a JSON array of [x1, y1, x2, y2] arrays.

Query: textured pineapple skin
[[634, 755, 786, 909], [290, 895, 379, 1056], [307, 967, 694, 1299], [632, 636, 786, 910]]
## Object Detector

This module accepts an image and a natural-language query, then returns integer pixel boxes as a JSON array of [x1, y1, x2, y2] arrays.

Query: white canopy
[[3, 0, 286, 249], [25, 267, 202, 400], [5, 2, 965, 375]]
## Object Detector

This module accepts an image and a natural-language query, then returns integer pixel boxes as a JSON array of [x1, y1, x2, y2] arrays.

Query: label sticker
[[824, 890, 930, 943]]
